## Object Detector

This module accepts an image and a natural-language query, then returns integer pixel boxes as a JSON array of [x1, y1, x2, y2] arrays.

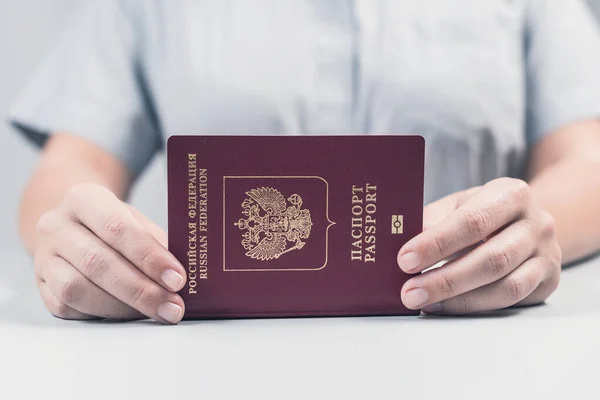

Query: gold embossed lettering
[[187, 158, 208, 292], [349, 183, 377, 263], [351, 250, 362, 261]]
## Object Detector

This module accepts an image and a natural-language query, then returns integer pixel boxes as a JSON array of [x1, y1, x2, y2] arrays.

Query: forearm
[[19, 134, 131, 254], [529, 158, 600, 264]]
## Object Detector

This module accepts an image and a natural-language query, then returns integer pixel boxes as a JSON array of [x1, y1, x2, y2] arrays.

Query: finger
[[33, 241, 52, 282], [516, 242, 562, 307], [398, 178, 530, 273], [35, 211, 65, 280], [39, 281, 99, 320], [401, 219, 538, 310], [514, 274, 560, 307], [63, 185, 185, 292], [44, 255, 144, 320], [423, 186, 482, 231], [55, 220, 185, 324], [420, 256, 550, 315]]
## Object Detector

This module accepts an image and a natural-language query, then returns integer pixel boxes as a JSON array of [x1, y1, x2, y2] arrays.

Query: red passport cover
[[167, 135, 425, 318]]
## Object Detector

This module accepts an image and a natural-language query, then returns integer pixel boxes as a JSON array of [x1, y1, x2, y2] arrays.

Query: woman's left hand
[[398, 178, 562, 315]]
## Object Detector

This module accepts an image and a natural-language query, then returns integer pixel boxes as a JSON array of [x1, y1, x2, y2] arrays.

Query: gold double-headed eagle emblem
[[234, 187, 313, 260]]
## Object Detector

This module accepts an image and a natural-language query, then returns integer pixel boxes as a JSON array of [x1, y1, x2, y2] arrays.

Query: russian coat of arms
[[234, 187, 313, 260]]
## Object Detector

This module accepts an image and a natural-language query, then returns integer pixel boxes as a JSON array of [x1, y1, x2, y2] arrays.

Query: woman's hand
[[398, 178, 561, 315], [34, 183, 186, 324]]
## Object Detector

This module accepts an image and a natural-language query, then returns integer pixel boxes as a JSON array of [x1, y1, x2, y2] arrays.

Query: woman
[[10, 0, 600, 323]]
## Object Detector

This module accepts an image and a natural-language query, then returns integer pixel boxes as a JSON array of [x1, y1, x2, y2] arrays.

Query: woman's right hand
[[34, 183, 187, 324]]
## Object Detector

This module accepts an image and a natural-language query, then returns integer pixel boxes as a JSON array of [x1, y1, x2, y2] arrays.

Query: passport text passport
[[167, 135, 425, 318]]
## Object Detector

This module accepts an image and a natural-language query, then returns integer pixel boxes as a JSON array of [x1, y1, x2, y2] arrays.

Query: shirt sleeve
[[7, 0, 160, 178], [525, 0, 600, 144]]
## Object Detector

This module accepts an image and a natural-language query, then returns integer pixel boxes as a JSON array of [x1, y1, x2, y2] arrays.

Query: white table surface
[[1, 249, 599, 400]]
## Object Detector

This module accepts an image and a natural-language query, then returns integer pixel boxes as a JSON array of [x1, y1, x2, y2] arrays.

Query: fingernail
[[403, 288, 429, 309], [398, 251, 422, 272], [161, 269, 184, 291], [157, 302, 183, 324], [422, 302, 442, 314]]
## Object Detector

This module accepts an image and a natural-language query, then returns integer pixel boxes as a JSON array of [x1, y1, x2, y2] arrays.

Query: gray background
[[1, 0, 599, 253]]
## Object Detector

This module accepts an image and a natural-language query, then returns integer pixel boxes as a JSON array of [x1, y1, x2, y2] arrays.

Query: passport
[[167, 135, 425, 318]]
